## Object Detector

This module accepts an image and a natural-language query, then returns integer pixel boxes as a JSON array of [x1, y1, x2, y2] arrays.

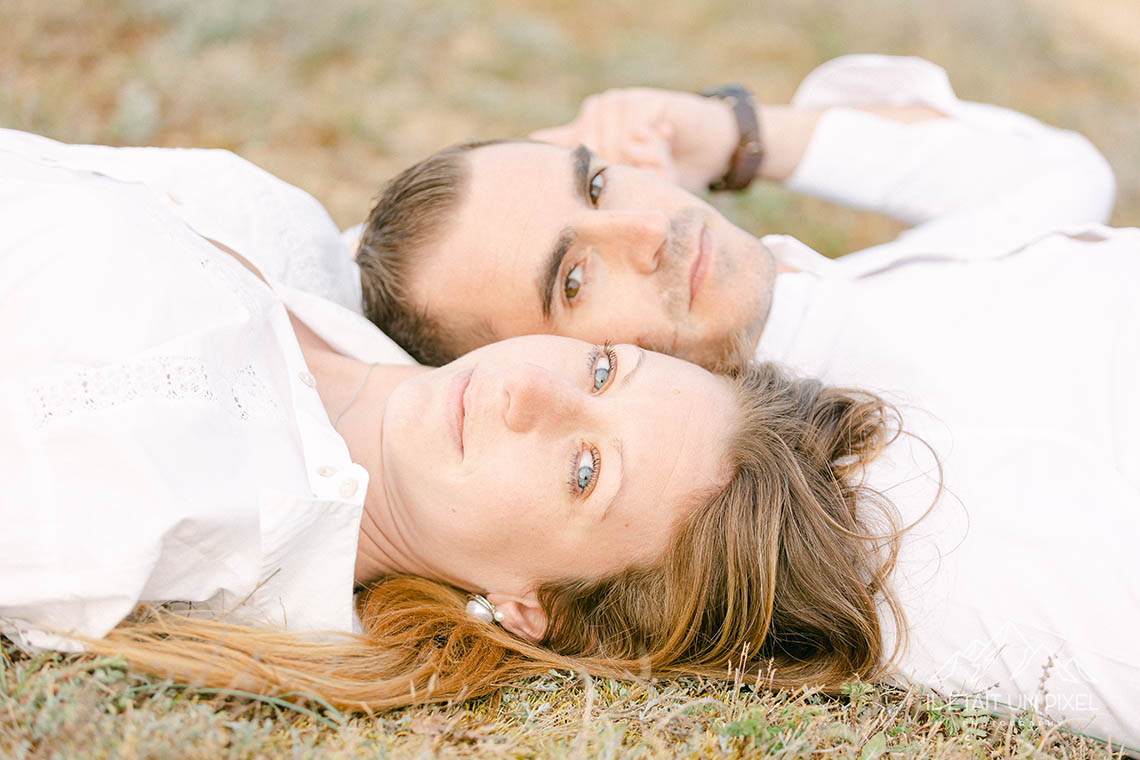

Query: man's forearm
[[742, 104, 945, 184]]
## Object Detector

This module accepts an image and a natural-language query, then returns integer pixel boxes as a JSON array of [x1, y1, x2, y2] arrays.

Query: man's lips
[[689, 226, 711, 308], [448, 368, 474, 458]]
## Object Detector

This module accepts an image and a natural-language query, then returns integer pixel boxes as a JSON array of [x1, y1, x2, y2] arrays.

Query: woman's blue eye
[[592, 352, 611, 391], [575, 448, 596, 492], [589, 345, 617, 393], [588, 169, 606, 206]]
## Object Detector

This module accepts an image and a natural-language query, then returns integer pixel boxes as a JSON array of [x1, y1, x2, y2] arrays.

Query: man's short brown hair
[[357, 140, 502, 366]]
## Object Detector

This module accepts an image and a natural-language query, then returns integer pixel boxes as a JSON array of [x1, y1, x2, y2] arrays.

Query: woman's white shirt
[[0, 133, 411, 651]]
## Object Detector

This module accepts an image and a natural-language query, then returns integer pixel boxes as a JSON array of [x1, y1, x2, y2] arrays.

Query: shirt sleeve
[[783, 55, 1116, 258], [0, 152, 365, 652], [0, 129, 363, 312]]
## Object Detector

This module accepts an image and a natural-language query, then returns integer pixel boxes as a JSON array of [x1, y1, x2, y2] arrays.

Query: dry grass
[[2, 1, 1136, 756], [1, 638, 1126, 759]]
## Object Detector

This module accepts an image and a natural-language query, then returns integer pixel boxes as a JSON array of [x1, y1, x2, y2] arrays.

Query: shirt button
[[298, 371, 316, 388], [339, 479, 358, 499], [316, 465, 336, 477]]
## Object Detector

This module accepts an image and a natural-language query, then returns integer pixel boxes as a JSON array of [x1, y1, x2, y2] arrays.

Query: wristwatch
[[701, 84, 764, 192]]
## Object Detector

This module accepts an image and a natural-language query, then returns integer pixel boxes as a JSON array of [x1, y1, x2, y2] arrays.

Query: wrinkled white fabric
[[0, 131, 413, 652], [757, 56, 1137, 749]]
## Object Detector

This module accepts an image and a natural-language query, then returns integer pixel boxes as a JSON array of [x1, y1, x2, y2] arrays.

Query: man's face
[[410, 141, 777, 368]]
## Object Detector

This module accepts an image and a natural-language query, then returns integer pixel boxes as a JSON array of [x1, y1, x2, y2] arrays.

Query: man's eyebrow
[[539, 228, 575, 320], [570, 144, 592, 202], [538, 145, 593, 320]]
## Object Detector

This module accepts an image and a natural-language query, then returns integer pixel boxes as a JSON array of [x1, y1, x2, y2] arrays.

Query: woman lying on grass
[[0, 131, 908, 712]]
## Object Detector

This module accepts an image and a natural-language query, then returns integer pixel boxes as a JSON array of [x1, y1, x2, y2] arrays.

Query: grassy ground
[[0, 638, 1126, 759], [2, 1, 1136, 757]]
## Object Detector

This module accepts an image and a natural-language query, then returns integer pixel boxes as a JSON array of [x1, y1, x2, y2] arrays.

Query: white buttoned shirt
[[756, 57, 1138, 749], [0, 130, 413, 652]]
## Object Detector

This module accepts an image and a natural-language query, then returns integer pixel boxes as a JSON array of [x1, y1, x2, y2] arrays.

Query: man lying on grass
[[354, 56, 1138, 750]]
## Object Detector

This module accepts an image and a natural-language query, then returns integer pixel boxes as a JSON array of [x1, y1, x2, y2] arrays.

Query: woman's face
[[381, 335, 736, 614]]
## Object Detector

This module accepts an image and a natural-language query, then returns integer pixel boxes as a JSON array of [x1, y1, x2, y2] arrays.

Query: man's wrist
[[701, 84, 764, 192]]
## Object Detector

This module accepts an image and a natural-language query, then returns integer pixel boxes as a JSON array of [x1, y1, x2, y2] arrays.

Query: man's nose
[[502, 364, 585, 434], [579, 209, 669, 274]]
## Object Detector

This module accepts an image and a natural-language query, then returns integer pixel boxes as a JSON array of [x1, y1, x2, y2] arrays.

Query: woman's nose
[[580, 209, 668, 274], [502, 364, 584, 434]]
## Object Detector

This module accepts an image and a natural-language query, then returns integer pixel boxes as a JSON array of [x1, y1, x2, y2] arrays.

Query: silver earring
[[465, 594, 505, 625]]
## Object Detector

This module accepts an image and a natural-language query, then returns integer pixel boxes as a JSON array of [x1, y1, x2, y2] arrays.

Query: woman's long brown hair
[[94, 362, 929, 711]]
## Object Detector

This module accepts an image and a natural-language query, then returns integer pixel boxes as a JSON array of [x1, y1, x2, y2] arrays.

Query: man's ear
[[485, 592, 548, 642]]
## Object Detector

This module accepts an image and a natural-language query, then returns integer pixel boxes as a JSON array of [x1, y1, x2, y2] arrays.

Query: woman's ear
[[485, 592, 547, 642]]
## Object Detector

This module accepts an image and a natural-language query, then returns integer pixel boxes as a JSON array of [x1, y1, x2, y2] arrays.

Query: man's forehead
[[439, 143, 568, 251], [412, 142, 573, 336], [469, 139, 569, 169], [467, 142, 577, 212], [461, 142, 580, 309]]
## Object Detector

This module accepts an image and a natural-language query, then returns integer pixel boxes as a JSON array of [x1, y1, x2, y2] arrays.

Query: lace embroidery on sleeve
[[29, 356, 213, 427], [28, 357, 283, 427]]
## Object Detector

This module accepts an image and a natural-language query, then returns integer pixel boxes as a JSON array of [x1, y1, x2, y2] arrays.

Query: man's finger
[[529, 124, 578, 146]]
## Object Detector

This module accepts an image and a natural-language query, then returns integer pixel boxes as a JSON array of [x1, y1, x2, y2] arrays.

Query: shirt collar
[[761, 234, 837, 276]]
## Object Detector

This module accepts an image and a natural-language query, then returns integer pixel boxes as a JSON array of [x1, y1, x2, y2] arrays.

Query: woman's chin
[[379, 374, 432, 467]]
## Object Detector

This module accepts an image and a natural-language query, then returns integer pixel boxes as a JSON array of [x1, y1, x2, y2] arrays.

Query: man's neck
[[741, 239, 795, 361]]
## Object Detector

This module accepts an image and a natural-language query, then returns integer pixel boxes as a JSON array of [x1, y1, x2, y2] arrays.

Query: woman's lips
[[448, 368, 474, 458], [689, 226, 711, 309]]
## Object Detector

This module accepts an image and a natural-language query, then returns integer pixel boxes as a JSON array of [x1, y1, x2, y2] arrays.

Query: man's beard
[[720, 246, 777, 371], [656, 207, 702, 322], [644, 320, 756, 374], [653, 229, 773, 374]]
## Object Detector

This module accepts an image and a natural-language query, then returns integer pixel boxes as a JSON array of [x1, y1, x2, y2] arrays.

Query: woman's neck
[[287, 313, 432, 585]]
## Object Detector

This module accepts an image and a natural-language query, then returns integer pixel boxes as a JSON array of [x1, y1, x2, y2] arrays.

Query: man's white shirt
[[755, 56, 1137, 749]]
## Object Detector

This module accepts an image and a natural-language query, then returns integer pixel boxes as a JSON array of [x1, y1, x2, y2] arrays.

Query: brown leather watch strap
[[702, 84, 764, 192]]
